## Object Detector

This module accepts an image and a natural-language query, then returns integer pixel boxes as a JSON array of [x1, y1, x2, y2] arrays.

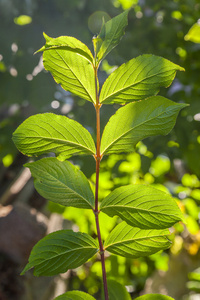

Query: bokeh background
[[1, 0, 200, 299]]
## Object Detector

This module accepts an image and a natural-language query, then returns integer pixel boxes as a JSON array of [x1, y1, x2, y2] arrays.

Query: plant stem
[[94, 67, 109, 300]]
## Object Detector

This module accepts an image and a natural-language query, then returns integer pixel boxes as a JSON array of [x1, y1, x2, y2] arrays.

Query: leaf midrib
[[55, 49, 95, 103], [100, 66, 175, 103], [101, 204, 179, 218], [98, 16, 126, 61], [33, 164, 94, 209], [44, 45, 94, 64], [105, 233, 168, 249], [34, 245, 98, 263], [17, 134, 95, 154], [101, 104, 177, 154]]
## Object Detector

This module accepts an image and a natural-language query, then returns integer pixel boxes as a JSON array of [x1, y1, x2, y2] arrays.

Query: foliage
[[100, 185, 183, 229], [100, 96, 186, 155], [99, 55, 183, 104], [105, 279, 131, 300], [12, 9, 187, 300], [115, 0, 200, 179], [185, 21, 200, 43], [21, 230, 98, 277], [12, 113, 96, 159], [135, 295, 174, 300], [54, 290, 96, 300], [24, 158, 95, 209]]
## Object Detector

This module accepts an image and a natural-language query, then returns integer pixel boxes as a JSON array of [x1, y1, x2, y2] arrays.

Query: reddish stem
[[94, 67, 109, 300]]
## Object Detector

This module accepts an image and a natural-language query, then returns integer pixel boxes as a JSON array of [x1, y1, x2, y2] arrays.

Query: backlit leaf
[[104, 222, 171, 258], [100, 184, 183, 229], [37, 33, 94, 64], [25, 158, 95, 209], [94, 10, 129, 63], [100, 55, 184, 104], [185, 22, 200, 43], [21, 230, 98, 276], [100, 96, 188, 156], [38, 34, 97, 103], [135, 294, 175, 300], [14, 15, 32, 26], [12, 113, 96, 160], [54, 291, 96, 300]]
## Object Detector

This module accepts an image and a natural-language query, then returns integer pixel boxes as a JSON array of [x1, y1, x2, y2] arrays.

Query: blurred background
[[0, 0, 200, 299]]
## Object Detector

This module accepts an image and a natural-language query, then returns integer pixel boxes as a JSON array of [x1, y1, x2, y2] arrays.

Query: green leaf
[[38, 34, 97, 103], [104, 222, 171, 259], [25, 158, 95, 209], [185, 22, 200, 43], [135, 294, 175, 300], [37, 33, 94, 64], [12, 113, 96, 160], [105, 279, 131, 300], [54, 291, 96, 300], [100, 55, 184, 104], [94, 10, 129, 64], [100, 96, 188, 156], [187, 280, 200, 292], [21, 230, 98, 276], [14, 15, 32, 26], [100, 184, 183, 229]]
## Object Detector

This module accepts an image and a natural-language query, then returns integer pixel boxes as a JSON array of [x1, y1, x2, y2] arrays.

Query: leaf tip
[[179, 102, 189, 110], [34, 33, 51, 54], [20, 262, 32, 275], [178, 65, 185, 72], [43, 32, 51, 41], [34, 46, 45, 54]]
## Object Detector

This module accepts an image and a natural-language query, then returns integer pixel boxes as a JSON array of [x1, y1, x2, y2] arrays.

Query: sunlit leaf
[[21, 230, 98, 276], [185, 22, 200, 43], [14, 15, 32, 26], [2, 154, 14, 167], [191, 189, 200, 201], [54, 290, 96, 300], [187, 280, 200, 292], [94, 10, 129, 63], [135, 294, 175, 300], [100, 184, 183, 229], [181, 173, 200, 188], [12, 113, 96, 160], [171, 11, 182, 21], [100, 55, 184, 104], [185, 215, 199, 235], [188, 267, 200, 282], [100, 96, 188, 155], [184, 198, 199, 220], [150, 155, 170, 177], [0, 61, 6, 72], [25, 158, 95, 209], [37, 34, 97, 103], [117, 0, 138, 10], [37, 33, 94, 64], [104, 222, 171, 258]]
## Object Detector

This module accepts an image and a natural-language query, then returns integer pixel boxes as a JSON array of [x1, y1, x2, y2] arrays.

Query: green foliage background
[[1, 0, 200, 299]]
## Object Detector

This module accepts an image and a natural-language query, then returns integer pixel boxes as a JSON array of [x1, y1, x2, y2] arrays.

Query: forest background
[[0, 0, 200, 300]]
